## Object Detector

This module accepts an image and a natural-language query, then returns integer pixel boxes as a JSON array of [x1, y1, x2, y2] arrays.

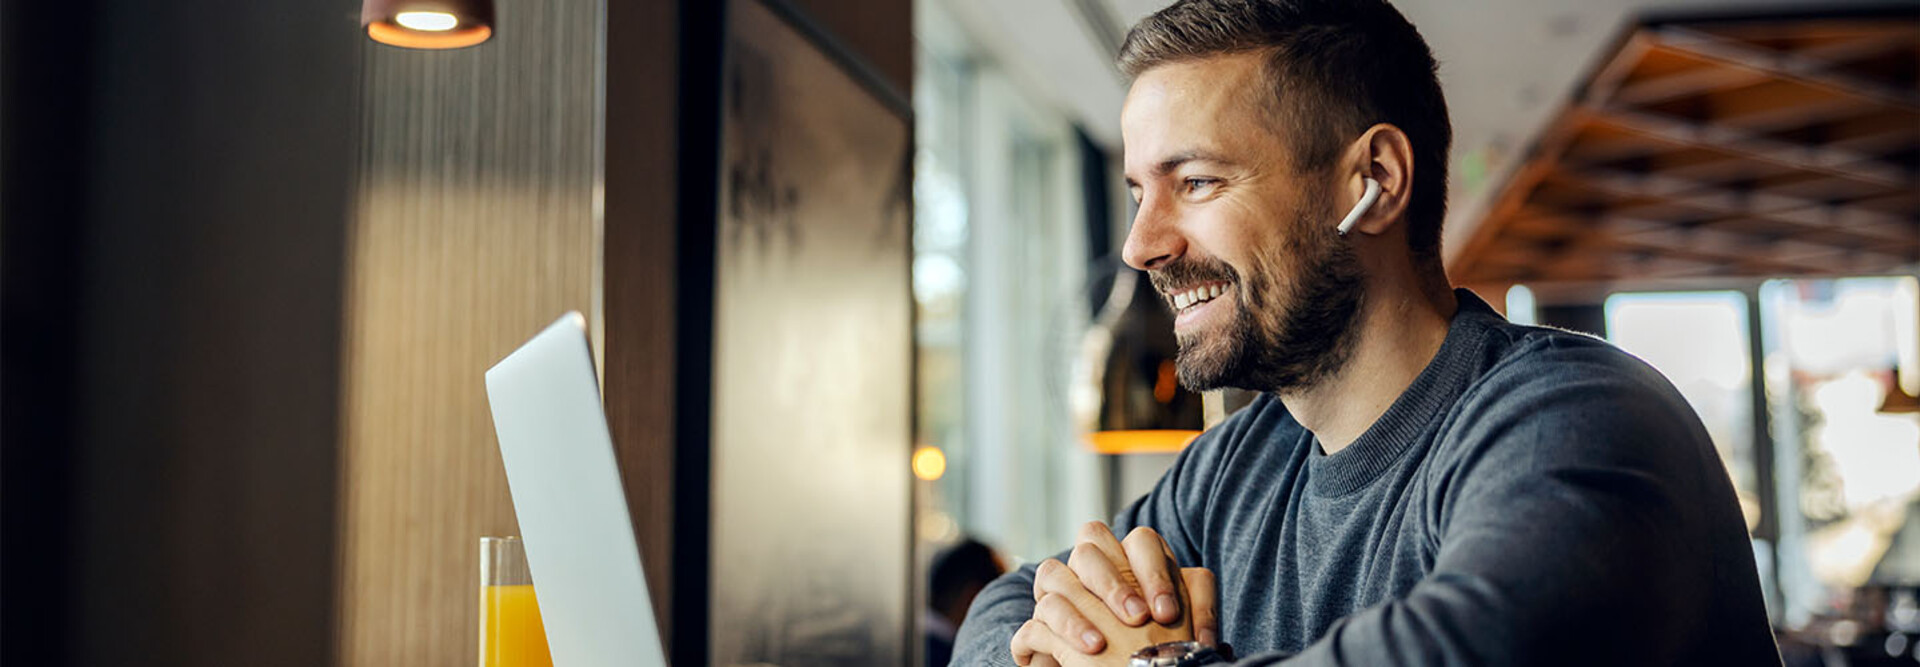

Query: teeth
[[1171, 284, 1226, 312]]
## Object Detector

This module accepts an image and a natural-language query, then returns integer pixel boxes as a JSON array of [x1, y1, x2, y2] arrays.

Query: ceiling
[[931, 0, 1917, 275], [1450, 6, 1919, 285]]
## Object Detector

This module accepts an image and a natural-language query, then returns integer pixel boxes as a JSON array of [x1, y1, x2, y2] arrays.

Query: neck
[[1278, 275, 1456, 454]]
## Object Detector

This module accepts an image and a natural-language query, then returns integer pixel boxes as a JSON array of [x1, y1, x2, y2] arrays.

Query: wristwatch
[[1129, 640, 1231, 667]]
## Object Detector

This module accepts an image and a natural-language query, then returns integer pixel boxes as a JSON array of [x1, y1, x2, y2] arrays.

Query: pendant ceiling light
[[362, 0, 495, 50], [1074, 259, 1205, 455]]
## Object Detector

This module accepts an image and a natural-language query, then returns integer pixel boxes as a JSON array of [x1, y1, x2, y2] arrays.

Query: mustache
[[1149, 257, 1238, 296]]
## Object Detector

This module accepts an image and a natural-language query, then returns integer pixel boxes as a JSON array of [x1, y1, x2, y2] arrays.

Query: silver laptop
[[484, 312, 668, 667]]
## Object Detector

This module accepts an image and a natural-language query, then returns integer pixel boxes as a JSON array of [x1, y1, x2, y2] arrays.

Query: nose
[[1121, 193, 1185, 271]]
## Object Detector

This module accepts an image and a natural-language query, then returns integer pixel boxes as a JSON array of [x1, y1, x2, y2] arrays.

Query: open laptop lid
[[485, 313, 666, 667]]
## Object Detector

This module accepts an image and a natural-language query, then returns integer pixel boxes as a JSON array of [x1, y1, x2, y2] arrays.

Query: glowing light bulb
[[395, 11, 459, 31], [912, 446, 946, 481]]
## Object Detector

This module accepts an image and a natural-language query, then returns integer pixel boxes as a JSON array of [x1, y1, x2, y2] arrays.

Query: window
[[1606, 291, 1761, 530]]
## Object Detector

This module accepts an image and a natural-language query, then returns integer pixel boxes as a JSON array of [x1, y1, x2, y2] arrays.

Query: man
[[950, 1, 1782, 665]]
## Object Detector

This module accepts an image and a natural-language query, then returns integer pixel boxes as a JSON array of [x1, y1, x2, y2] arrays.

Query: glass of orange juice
[[479, 536, 554, 667]]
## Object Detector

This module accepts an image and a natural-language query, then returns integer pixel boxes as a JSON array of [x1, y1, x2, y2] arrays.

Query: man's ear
[[1343, 124, 1414, 237]]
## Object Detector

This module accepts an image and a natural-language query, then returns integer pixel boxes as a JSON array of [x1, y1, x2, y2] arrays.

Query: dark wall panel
[[785, 0, 914, 95], [63, 1, 361, 665], [709, 1, 916, 664], [602, 0, 691, 657], [1, 0, 92, 662]]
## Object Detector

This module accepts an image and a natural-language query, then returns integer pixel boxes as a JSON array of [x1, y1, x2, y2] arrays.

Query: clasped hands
[[1011, 521, 1219, 667]]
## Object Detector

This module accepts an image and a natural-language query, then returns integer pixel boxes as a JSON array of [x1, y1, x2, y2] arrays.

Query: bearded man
[[950, 1, 1783, 665]]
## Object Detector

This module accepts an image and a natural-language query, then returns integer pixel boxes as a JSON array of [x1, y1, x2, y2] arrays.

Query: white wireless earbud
[[1336, 178, 1382, 237]]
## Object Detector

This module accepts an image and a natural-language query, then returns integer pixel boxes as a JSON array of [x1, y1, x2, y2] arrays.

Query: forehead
[[1121, 53, 1282, 173]]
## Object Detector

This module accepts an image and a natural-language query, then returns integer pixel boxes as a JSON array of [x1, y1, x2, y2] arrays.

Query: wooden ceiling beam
[[1705, 21, 1920, 55], [1581, 33, 1659, 105], [1602, 218, 1914, 268], [1652, 25, 1920, 115], [1558, 167, 1917, 246], [1613, 64, 1765, 108], [1591, 107, 1909, 189], [1699, 79, 1871, 133], [1500, 212, 1801, 276], [1611, 29, 1920, 107], [1823, 111, 1920, 154], [1764, 25, 1920, 64], [1505, 218, 1899, 281]]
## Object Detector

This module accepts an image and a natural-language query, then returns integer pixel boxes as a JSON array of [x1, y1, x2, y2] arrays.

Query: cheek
[[1180, 200, 1272, 271]]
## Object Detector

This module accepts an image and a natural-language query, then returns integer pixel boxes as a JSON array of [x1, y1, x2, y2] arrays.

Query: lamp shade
[[1074, 258, 1204, 455], [362, 0, 495, 49]]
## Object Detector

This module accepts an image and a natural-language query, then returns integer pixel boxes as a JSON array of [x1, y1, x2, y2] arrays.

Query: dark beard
[[1151, 201, 1366, 393]]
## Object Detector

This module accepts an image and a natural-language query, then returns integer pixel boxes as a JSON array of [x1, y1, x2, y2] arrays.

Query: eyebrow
[[1124, 150, 1237, 188]]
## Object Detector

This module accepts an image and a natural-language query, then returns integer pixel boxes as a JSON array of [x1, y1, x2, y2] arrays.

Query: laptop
[[484, 312, 669, 667]]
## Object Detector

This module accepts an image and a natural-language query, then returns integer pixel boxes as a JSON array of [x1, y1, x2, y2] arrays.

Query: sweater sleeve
[[948, 409, 1245, 666], [1229, 342, 1745, 666]]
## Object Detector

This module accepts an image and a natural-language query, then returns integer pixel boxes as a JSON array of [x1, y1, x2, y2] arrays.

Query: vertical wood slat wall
[[335, 0, 913, 664], [336, 0, 602, 662]]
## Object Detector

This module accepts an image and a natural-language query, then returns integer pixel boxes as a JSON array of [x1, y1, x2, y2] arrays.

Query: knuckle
[[1034, 592, 1067, 619], [1033, 560, 1069, 594], [1126, 525, 1161, 543], [1011, 622, 1038, 664], [1185, 568, 1215, 591], [1035, 558, 1061, 579], [1078, 520, 1112, 541], [1067, 542, 1103, 568], [1015, 619, 1042, 643], [1038, 595, 1088, 634]]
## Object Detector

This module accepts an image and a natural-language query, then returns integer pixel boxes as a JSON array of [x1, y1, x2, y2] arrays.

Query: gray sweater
[[952, 290, 1781, 666]]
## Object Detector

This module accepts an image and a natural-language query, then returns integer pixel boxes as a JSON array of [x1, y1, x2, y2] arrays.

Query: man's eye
[[1184, 178, 1220, 195]]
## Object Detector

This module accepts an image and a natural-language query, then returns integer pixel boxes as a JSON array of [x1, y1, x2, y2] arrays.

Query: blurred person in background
[[951, 0, 1781, 665], [930, 538, 1009, 666]]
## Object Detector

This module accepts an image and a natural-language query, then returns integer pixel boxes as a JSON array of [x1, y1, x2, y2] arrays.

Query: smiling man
[[948, 1, 1783, 666]]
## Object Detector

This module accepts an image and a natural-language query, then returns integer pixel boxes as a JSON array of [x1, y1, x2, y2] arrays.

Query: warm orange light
[[912, 446, 947, 481], [362, 0, 494, 50], [1087, 430, 1202, 455], [1153, 360, 1179, 404], [366, 21, 492, 49]]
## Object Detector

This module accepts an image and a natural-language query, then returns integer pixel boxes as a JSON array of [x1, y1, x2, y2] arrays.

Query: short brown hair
[[1119, 0, 1452, 267]]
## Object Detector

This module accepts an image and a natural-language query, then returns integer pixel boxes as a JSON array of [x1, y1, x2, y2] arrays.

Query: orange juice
[[479, 584, 553, 667]]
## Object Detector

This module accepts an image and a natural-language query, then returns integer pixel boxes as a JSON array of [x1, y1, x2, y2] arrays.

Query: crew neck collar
[[1304, 288, 1501, 497]]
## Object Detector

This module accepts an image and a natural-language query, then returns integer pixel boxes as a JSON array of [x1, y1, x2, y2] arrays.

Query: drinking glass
[[479, 536, 554, 667]]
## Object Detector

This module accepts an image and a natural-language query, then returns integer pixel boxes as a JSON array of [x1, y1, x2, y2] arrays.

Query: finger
[[1075, 521, 1129, 567], [1030, 559, 1103, 609], [1123, 526, 1183, 625], [1031, 656, 1062, 667], [1011, 619, 1070, 667], [1035, 592, 1107, 653], [1032, 558, 1113, 618], [1182, 567, 1218, 646], [1068, 542, 1150, 625]]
